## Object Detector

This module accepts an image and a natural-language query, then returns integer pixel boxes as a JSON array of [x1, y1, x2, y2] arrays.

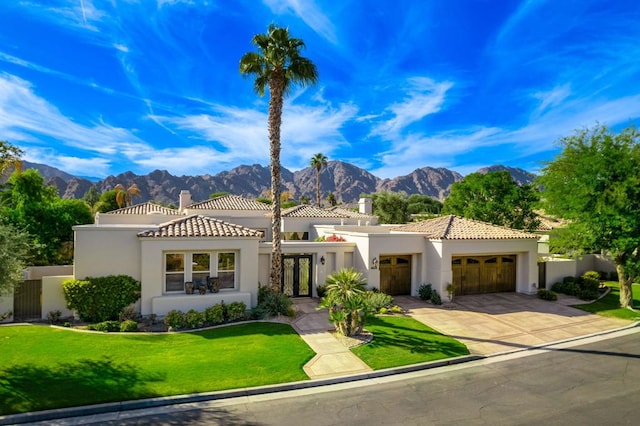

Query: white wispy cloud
[[263, 0, 337, 44], [371, 77, 454, 139], [154, 96, 358, 171], [0, 73, 148, 168]]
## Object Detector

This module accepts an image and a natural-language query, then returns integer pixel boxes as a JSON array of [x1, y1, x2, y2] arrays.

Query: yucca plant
[[319, 268, 370, 336]]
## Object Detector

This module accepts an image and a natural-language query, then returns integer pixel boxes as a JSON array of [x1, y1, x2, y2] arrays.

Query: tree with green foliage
[[407, 194, 442, 215], [210, 191, 229, 198], [300, 195, 310, 205], [240, 24, 318, 292], [0, 221, 31, 295], [1, 169, 92, 265], [537, 124, 640, 308], [0, 141, 23, 178], [310, 152, 328, 206], [82, 185, 101, 213], [326, 192, 337, 206], [371, 191, 410, 224], [95, 189, 119, 213], [443, 171, 540, 231]]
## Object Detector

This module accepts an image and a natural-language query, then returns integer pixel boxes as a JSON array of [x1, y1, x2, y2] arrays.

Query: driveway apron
[[395, 293, 632, 355]]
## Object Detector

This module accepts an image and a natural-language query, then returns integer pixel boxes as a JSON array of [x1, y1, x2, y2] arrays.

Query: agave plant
[[319, 268, 371, 336]]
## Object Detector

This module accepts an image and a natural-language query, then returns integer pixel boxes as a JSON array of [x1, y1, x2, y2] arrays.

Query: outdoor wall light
[[320, 255, 325, 265], [371, 257, 378, 269]]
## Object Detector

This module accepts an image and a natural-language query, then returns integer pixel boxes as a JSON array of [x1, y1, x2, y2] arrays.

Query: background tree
[[310, 152, 328, 206], [537, 124, 640, 308], [1, 169, 92, 265], [240, 24, 318, 291], [210, 191, 229, 199], [0, 141, 24, 178], [300, 195, 310, 205], [326, 192, 337, 206], [371, 191, 410, 224], [442, 171, 540, 231], [95, 190, 119, 213], [407, 194, 442, 216], [82, 185, 101, 213], [114, 183, 141, 208], [0, 221, 31, 295]]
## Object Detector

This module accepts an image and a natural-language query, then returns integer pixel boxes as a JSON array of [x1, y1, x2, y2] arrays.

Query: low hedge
[[62, 275, 141, 323]]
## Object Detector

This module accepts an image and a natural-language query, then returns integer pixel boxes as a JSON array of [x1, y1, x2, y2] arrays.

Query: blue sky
[[1, 0, 639, 179]]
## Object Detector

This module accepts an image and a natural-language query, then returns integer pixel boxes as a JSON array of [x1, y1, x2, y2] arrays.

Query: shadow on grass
[[0, 356, 165, 415], [362, 316, 469, 357]]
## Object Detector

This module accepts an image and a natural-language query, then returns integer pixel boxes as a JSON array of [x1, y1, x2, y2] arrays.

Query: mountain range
[[22, 161, 536, 206]]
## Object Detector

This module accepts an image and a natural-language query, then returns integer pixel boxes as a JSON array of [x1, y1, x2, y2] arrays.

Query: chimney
[[179, 190, 192, 213], [359, 197, 372, 215]]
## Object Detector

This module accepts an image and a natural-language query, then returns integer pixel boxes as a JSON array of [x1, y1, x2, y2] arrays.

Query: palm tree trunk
[[269, 72, 285, 292], [316, 168, 321, 207], [617, 264, 633, 308]]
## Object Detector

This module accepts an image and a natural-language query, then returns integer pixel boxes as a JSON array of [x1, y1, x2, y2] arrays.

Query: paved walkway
[[290, 299, 372, 379], [290, 293, 633, 378]]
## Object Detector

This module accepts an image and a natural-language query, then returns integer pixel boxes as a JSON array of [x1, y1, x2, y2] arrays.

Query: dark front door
[[282, 255, 312, 297]]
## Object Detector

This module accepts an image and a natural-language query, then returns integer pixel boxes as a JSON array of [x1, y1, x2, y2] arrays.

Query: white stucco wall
[[73, 225, 146, 280], [41, 275, 74, 319], [0, 288, 13, 323], [139, 237, 261, 315]]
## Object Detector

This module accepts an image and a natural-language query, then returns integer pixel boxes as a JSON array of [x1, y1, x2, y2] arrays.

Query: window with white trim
[[164, 251, 237, 293]]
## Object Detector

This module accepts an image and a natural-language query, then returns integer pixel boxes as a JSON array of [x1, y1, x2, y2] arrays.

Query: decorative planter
[[209, 277, 220, 293], [185, 282, 194, 294]]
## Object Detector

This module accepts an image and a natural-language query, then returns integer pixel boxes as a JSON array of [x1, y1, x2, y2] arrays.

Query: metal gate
[[13, 279, 42, 321]]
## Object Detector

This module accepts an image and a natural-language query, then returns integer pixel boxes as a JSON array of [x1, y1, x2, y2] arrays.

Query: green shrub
[[551, 282, 565, 293], [562, 276, 575, 284], [257, 284, 271, 304], [119, 305, 138, 322], [390, 305, 404, 314], [253, 287, 293, 318], [184, 309, 205, 329], [164, 309, 185, 330], [62, 275, 141, 323], [204, 304, 225, 325], [418, 283, 433, 301], [363, 290, 393, 312], [609, 270, 619, 281], [537, 289, 558, 301], [92, 320, 121, 332], [316, 284, 328, 298], [430, 290, 442, 305], [47, 310, 62, 325], [226, 302, 247, 322], [598, 270, 608, 280], [120, 319, 138, 332], [578, 271, 600, 300]]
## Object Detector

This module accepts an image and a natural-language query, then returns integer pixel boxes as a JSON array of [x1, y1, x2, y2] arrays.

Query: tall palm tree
[[114, 183, 141, 208], [310, 153, 327, 207], [240, 24, 318, 292]]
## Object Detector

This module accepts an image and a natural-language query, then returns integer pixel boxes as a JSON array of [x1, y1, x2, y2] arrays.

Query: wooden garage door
[[452, 255, 516, 295], [380, 255, 411, 295]]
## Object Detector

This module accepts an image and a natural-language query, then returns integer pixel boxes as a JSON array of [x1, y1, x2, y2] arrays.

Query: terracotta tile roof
[[281, 205, 350, 218], [392, 215, 539, 240], [138, 215, 264, 238], [105, 202, 180, 215], [326, 206, 376, 219], [187, 194, 270, 211]]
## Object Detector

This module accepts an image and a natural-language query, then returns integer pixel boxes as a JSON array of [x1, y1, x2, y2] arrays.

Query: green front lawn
[[573, 282, 640, 321], [0, 323, 314, 415], [351, 316, 470, 370]]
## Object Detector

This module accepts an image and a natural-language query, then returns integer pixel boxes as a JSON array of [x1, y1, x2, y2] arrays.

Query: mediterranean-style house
[[3, 191, 564, 321], [65, 191, 542, 317]]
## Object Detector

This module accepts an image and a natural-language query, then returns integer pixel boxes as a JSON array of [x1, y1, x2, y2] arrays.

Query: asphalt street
[[33, 328, 640, 426]]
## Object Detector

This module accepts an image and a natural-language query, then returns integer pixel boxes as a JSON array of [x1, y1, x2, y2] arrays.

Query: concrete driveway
[[396, 293, 633, 355]]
